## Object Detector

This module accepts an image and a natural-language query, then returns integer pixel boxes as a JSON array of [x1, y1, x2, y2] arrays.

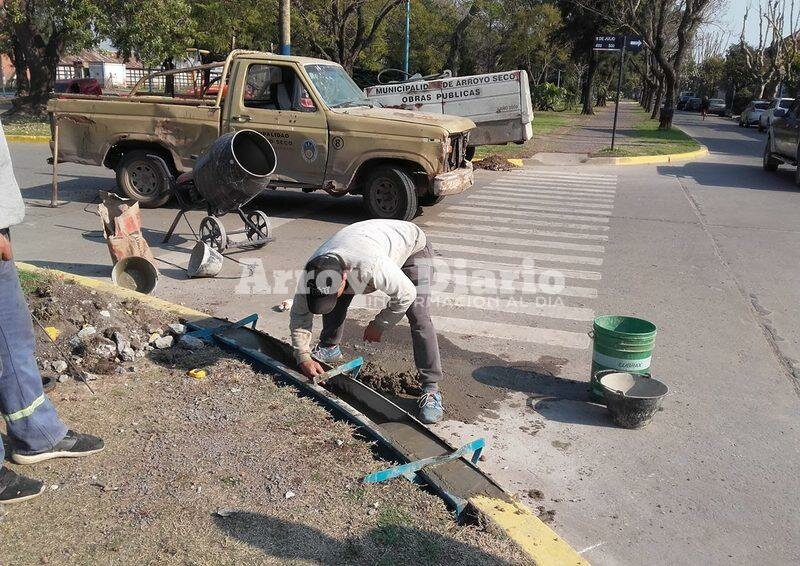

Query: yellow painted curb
[[6, 134, 50, 143], [607, 145, 708, 165], [15, 262, 208, 321], [470, 495, 589, 565]]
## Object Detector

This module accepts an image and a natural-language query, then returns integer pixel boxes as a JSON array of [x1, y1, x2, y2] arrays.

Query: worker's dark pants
[[319, 242, 443, 392], [0, 257, 67, 463]]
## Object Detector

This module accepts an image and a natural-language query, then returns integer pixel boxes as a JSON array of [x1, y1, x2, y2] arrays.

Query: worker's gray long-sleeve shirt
[[0, 121, 24, 230], [289, 219, 426, 363]]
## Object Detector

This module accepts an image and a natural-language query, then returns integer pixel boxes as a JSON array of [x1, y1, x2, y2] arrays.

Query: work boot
[[12, 430, 105, 465], [0, 467, 45, 504], [311, 344, 344, 364], [418, 391, 444, 424]]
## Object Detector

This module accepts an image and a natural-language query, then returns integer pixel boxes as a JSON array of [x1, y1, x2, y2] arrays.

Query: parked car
[[708, 98, 726, 116], [758, 97, 794, 132], [763, 99, 800, 184], [677, 91, 695, 110], [54, 78, 102, 96], [685, 97, 702, 111], [739, 100, 769, 127]]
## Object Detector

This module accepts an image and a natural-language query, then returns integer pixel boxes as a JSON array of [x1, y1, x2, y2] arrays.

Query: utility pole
[[403, 0, 410, 75], [280, 0, 291, 55], [611, 40, 626, 151]]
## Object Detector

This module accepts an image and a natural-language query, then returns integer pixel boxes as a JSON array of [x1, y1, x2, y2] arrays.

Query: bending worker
[[290, 219, 444, 423]]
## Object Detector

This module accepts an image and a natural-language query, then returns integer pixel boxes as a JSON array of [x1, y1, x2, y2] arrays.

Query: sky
[[722, 0, 797, 48]]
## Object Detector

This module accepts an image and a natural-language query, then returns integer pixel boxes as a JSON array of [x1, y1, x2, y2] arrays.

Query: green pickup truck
[[47, 50, 475, 220]]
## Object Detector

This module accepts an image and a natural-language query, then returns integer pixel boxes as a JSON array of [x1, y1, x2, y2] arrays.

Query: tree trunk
[[659, 72, 677, 129], [10, 38, 30, 96], [650, 79, 662, 120], [581, 54, 597, 115], [8, 24, 61, 115], [445, 1, 481, 75]]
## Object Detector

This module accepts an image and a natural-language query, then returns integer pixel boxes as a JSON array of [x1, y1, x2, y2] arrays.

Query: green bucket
[[590, 315, 657, 401]]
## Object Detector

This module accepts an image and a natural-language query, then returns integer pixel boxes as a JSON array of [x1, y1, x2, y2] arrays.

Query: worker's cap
[[304, 254, 344, 315]]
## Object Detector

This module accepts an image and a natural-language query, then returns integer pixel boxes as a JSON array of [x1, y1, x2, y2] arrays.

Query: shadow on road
[[212, 511, 518, 565], [473, 364, 615, 428], [657, 161, 799, 192]]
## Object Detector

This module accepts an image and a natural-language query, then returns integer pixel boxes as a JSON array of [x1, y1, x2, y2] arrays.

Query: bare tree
[[295, 0, 405, 73]]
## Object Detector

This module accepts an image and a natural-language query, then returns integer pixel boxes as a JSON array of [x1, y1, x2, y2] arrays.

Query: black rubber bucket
[[597, 370, 669, 429], [193, 130, 277, 215]]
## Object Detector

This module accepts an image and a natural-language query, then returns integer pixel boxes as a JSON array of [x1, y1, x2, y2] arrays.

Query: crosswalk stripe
[[435, 257, 603, 281], [432, 316, 589, 349], [434, 242, 604, 265], [434, 273, 598, 298], [448, 204, 610, 223], [349, 290, 594, 322], [423, 221, 609, 241], [428, 230, 605, 253], [430, 292, 595, 321], [461, 200, 612, 216], [508, 172, 617, 183], [439, 211, 609, 231], [468, 194, 614, 209], [484, 187, 616, 201], [492, 181, 616, 195]]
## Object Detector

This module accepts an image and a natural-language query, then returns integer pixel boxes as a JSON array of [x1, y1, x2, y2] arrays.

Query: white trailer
[[364, 70, 533, 149]]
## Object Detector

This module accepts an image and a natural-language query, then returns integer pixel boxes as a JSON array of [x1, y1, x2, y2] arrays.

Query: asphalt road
[[7, 111, 800, 565]]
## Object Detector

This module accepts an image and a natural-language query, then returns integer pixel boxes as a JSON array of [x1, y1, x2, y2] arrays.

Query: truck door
[[225, 59, 328, 186], [776, 100, 800, 158]]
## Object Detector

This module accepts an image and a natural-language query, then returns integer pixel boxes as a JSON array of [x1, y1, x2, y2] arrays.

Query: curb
[[589, 145, 708, 166], [15, 262, 207, 320], [6, 134, 51, 143], [16, 261, 590, 566]]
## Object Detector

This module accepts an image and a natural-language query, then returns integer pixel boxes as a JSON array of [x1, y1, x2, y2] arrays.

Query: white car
[[739, 100, 769, 127], [759, 98, 794, 132]]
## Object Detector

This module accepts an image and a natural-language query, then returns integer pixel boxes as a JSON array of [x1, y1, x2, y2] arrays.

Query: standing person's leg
[[314, 292, 355, 362], [0, 260, 67, 453], [402, 242, 443, 393]]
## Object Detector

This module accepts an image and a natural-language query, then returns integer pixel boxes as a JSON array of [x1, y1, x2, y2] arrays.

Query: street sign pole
[[611, 38, 626, 151]]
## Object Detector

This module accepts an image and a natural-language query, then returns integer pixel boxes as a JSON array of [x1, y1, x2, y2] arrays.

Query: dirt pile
[[474, 155, 516, 171]]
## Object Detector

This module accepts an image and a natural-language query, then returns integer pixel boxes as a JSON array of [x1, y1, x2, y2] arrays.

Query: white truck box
[[365, 70, 533, 147]]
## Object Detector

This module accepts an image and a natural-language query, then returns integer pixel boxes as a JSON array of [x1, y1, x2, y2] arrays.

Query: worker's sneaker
[[311, 344, 344, 364], [11, 430, 105, 465], [418, 391, 444, 424], [0, 467, 45, 504]]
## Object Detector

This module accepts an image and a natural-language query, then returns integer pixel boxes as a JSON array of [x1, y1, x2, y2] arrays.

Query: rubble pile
[[27, 278, 203, 384]]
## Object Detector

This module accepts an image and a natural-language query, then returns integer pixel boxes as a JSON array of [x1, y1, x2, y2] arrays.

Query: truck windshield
[[305, 64, 376, 108]]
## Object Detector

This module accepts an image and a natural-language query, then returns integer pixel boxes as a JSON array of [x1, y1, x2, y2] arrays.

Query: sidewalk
[[534, 102, 640, 155]]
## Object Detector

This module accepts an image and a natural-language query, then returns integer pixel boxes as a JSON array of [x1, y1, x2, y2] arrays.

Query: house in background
[[58, 50, 146, 89]]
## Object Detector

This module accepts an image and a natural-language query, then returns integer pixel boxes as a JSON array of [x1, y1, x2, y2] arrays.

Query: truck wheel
[[363, 166, 418, 221], [763, 139, 779, 172], [419, 193, 444, 206], [116, 150, 171, 208]]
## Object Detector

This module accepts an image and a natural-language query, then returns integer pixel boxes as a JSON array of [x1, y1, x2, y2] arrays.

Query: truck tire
[[116, 150, 172, 208], [763, 138, 779, 172], [363, 166, 418, 221], [419, 192, 444, 206]]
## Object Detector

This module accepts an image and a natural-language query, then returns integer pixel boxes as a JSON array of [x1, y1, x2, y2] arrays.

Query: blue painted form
[[186, 314, 259, 340], [363, 438, 485, 484], [315, 357, 363, 383]]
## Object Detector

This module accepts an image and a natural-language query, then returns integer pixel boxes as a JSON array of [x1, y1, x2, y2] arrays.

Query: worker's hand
[[363, 324, 383, 343], [0, 233, 12, 261], [299, 359, 325, 380]]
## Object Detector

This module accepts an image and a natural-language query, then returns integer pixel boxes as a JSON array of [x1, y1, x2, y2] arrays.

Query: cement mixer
[[162, 129, 277, 253]]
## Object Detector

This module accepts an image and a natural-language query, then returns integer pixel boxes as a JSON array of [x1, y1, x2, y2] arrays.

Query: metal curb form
[[16, 262, 589, 565], [6, 134, 51, 144]]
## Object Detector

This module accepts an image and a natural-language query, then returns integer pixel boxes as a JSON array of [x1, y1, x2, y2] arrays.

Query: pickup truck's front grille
[[447, 133, 468, 170]]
